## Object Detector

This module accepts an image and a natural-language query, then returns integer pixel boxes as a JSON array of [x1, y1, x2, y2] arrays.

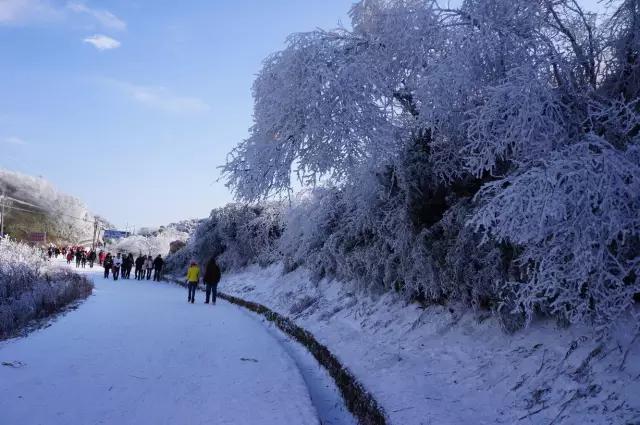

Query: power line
[[5, 196, 44, 210], [2, 203, 46, 215], [3, 196, 97, 224]]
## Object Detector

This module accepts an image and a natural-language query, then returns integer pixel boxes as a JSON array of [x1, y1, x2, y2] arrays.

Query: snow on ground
[[221, 263, 640, 425], [254, 316, 358, 425], [0, 260, 320, 425]]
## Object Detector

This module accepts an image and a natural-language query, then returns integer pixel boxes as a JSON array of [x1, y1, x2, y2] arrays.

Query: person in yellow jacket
[[186, 261, 200, 304]]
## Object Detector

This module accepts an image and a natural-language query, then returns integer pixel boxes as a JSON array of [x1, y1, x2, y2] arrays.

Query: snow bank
[[220, 264, 640, 425], [0, 238, 93, 338]]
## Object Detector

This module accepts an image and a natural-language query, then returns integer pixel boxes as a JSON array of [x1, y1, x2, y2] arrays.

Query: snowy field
[[222, 264, 640, 425], [0, 260, 323, 425]]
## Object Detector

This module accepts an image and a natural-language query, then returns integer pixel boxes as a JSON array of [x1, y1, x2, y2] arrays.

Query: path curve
[[0, 263, 319, 425]]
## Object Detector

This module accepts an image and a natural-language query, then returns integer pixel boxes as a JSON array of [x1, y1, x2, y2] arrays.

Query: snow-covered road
[[0, 263, 320, 425]]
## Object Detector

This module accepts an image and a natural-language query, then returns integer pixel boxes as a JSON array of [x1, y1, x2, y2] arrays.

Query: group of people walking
[[46, 245, 96, 269], [55, 247, 98, 269], [100, 252, 221, 305], [55, 244, 222, 306], [102, 253, 165, 282], [47, 246, 61, 259]]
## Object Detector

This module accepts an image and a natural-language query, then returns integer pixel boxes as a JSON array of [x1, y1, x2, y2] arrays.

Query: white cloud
[[0, 0, 59, 25], [1, 136, 27, 145], [83, 34, 120, 50], [0, 1, 125, 30], [67, 2, 125, 31], [105, 79, 211, 115]]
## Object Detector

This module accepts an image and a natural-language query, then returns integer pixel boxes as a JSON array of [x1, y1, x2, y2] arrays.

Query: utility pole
[[0, 190, 5, 238], [91, 218, 98, 251]]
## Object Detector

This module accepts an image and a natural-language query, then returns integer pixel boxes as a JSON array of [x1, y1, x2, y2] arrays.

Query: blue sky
[[0, 0, 608, 229], [0, 0, 353, 228]]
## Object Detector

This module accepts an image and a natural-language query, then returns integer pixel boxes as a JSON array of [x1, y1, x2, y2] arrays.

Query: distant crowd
[[101, 253, 165, 282], [46, 246, 166, 282], [47, 246, 98, 268]]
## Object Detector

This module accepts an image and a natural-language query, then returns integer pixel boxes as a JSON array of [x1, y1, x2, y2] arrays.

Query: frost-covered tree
[[220, 0, 640, 330], [165, 203, 284, 274]]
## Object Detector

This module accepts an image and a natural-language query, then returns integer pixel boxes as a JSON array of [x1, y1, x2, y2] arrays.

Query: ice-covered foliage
[[137, 219, 203, 238], [215, 0, 640, 331], [0, 238, 93, 337], [0, 169, 103, 244], [107, 227, 190, 257], [471, 136, 640, 329], [165, 203, 284, 273]]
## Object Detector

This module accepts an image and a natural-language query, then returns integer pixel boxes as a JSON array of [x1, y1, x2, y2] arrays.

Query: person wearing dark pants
[[153, 255, 164, 282], [186, 261, 200, 304], [113, 254, 122, 281], [134, 255, 145, 280], [144, 256, 153, 280], [103, 255, 113, 279], [204, 256, 221, 305]]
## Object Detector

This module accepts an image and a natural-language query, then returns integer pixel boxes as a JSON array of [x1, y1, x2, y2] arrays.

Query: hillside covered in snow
[[0, 169, 107, 245]]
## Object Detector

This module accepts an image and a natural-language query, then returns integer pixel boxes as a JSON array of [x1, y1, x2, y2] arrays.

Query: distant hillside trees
[[0, 169, 102, 244]]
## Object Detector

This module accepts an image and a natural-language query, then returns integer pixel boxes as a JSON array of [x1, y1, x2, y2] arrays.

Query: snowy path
[[0, 263, 319, 425]]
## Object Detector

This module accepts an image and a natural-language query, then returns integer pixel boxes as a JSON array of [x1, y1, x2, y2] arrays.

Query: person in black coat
[[88, 250, 97, 268], [103, 254, 113, 279], [134, 255, 145, 280], [121, 254, 130, 279], [153, 255, 164, 281], [203, 256, 221, 304], [125, 253, 134, 279]]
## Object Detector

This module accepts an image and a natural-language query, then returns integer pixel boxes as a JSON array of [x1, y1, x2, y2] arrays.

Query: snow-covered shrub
[[470, 136, 640, 329], [464, 67, 568, 176], [165, 203, 284, 273], [107, 227, 190, 257], [0, 238, 93, 337]]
